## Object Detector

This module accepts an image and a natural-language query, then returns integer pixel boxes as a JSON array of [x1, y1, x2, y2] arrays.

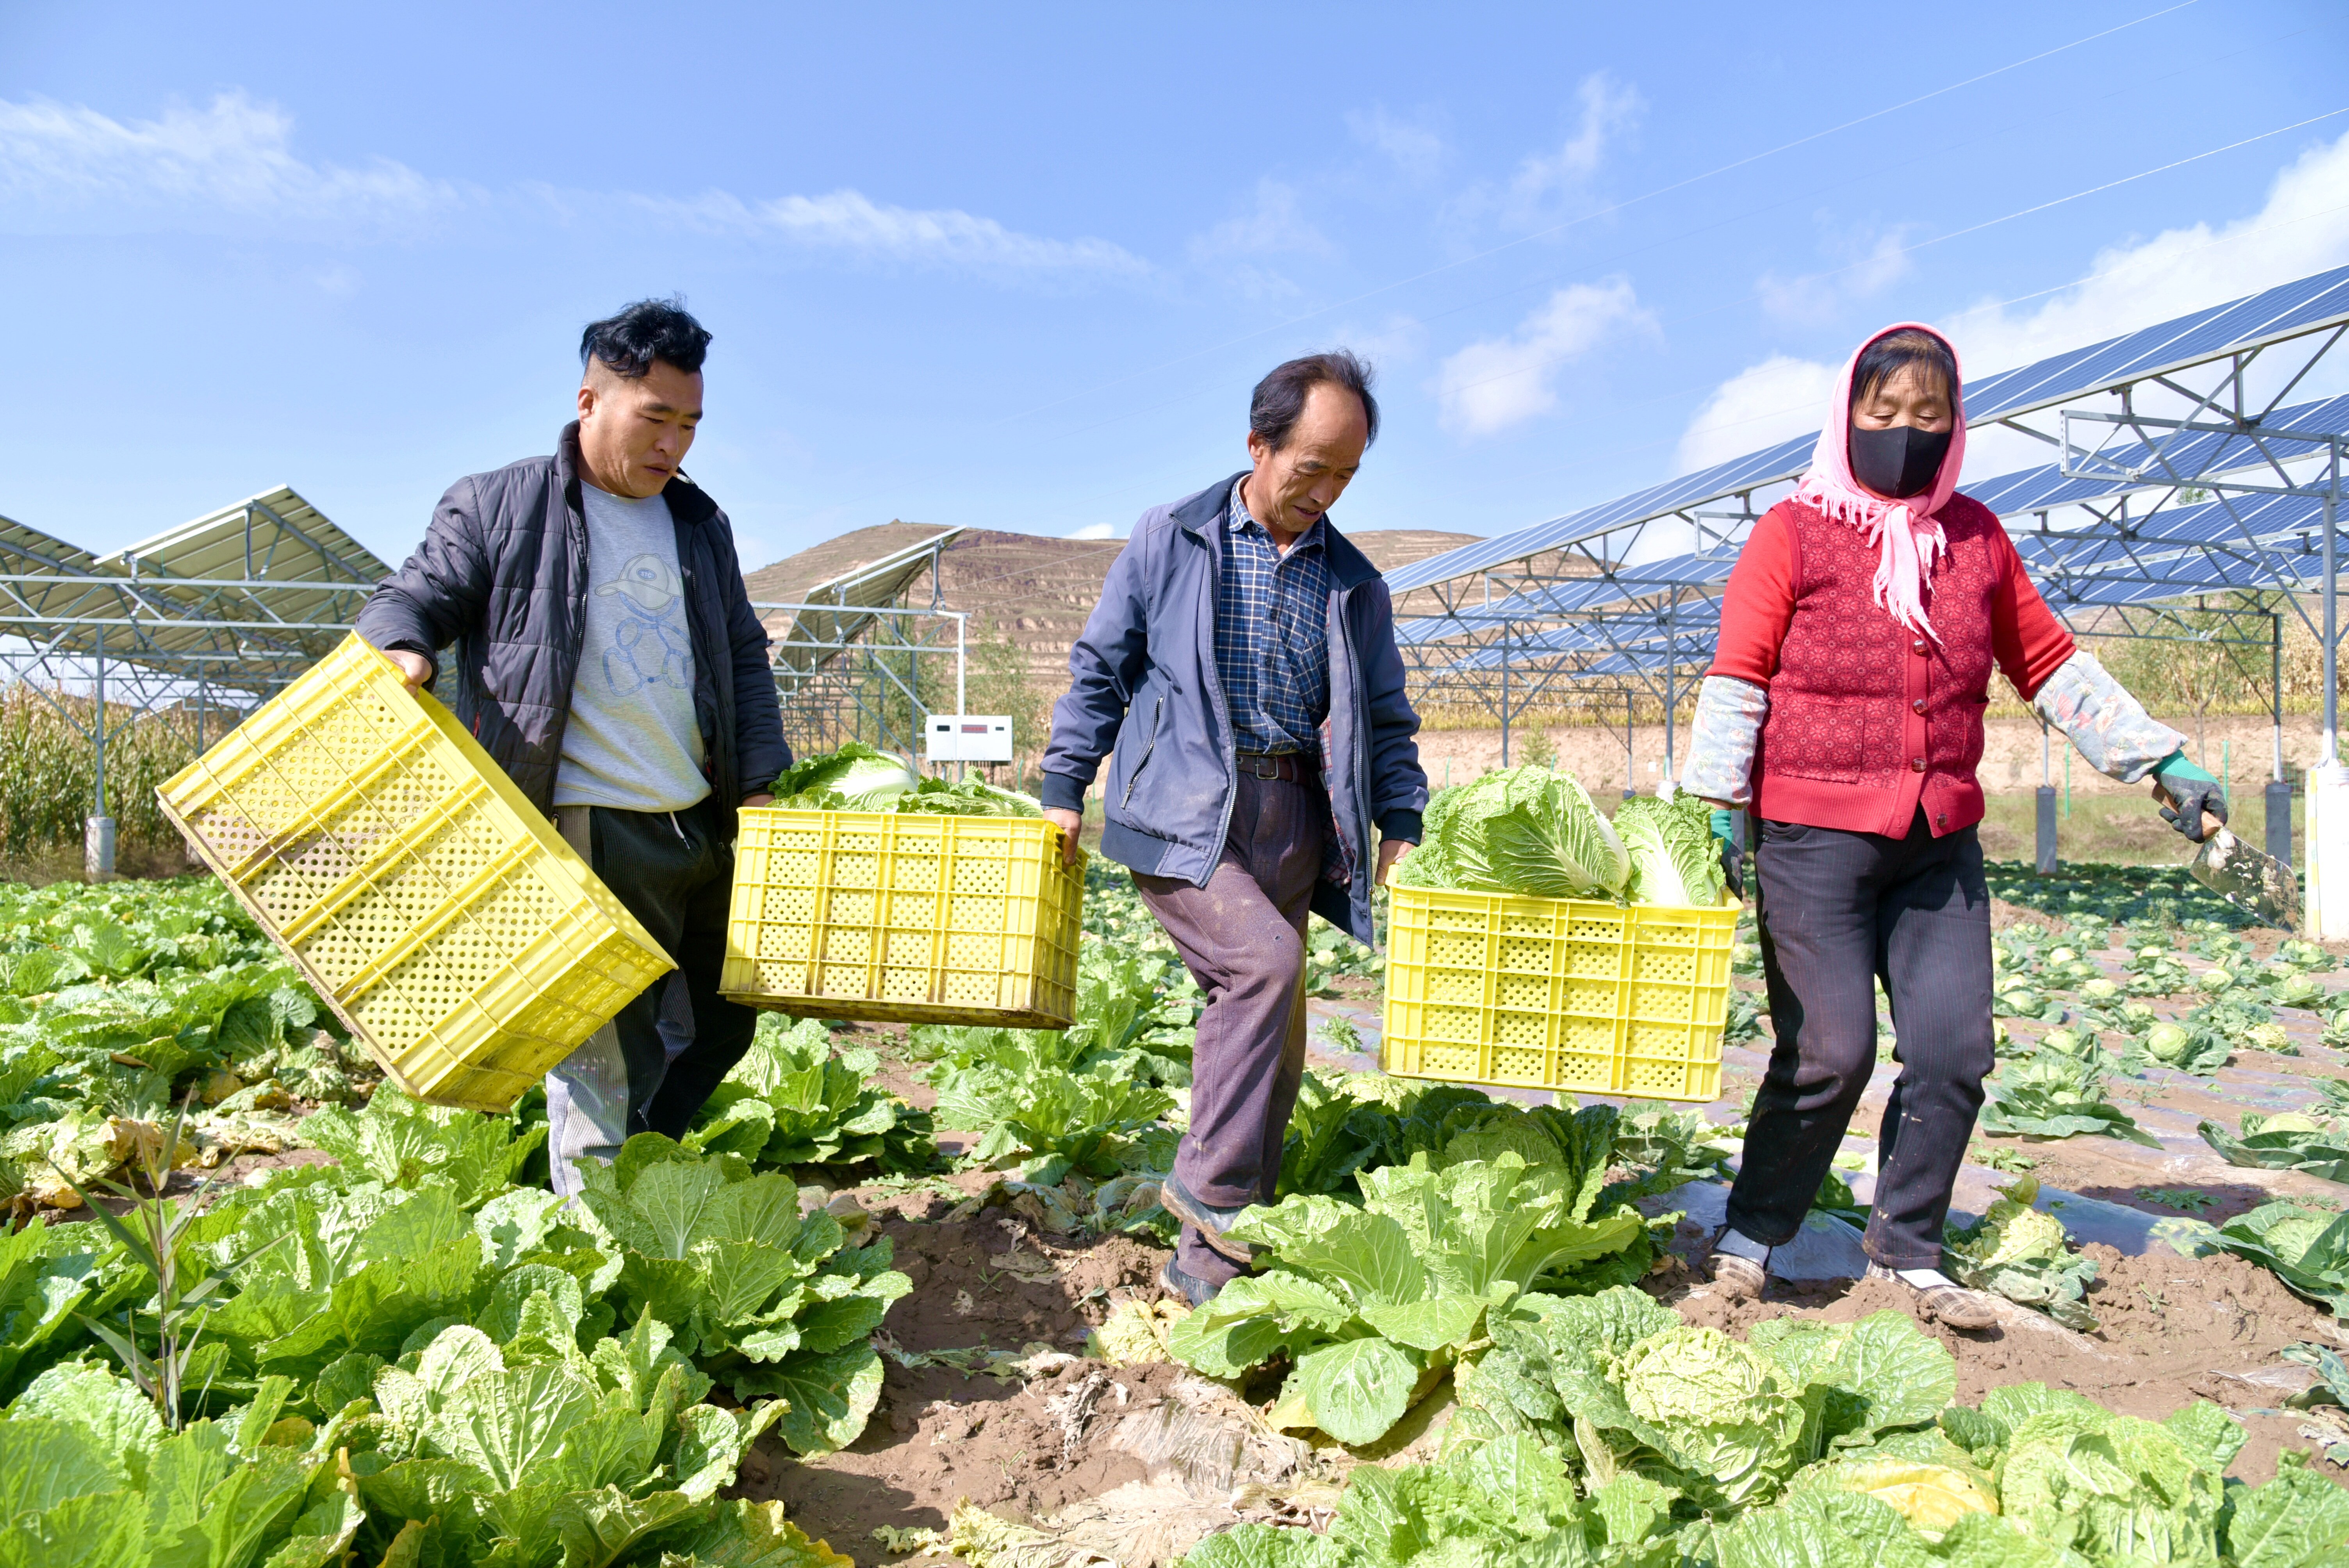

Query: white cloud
[[0, 91, 463, 231], [0, 90, 1145, 280], [1347, 105, 1445, 182], [1189, 178, 1333, 260], [1438, 279, 1657, 437], [1674, 356, 1837, 473], [1441, 73, 1642, 238], [645, 186, 1147, 275], [1674, 127, 2349, 484], [1502, 74, 1642, 225], [1064, 521, 1116, 540], [1756, 224, 1915, 324], [1328, 314, 1428, 372], [1946, 128, 2349, 387]]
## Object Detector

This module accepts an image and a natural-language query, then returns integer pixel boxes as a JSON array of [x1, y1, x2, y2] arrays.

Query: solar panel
[[1382, 433, 1812, 592], [1391, 264, 2349, 594]]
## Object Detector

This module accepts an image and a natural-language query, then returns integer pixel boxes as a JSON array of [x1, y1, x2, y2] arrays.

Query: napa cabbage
[[1394, 766, 1627, 901], [1613, 792, 1727, 908], [769, 743, 921, 809]]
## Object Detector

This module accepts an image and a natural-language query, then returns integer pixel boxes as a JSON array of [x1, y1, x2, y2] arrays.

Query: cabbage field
[[5, 854, 2349, 1568]]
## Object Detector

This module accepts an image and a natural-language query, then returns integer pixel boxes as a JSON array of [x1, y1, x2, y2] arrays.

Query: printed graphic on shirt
[[594, 552, 693, 696]]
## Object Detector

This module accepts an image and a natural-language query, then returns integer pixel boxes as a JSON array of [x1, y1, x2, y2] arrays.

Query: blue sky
[[4, 0, 2347, 576]]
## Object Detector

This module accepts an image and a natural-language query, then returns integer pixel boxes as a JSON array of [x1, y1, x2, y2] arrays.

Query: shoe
[[1158, 1256, 1223, 1307], [1160, 1174, 1255, 1265], [1867, 1264, 1998, 1330], [1704, 1228, 1768, 1301], [1710, 1251, 1767, 1301]]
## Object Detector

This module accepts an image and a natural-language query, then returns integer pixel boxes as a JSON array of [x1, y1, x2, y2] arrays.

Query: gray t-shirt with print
[[553, 483, 712, 811]]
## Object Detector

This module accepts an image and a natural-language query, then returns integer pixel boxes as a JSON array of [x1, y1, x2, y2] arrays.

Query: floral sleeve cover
[[2030, 649, 2185, 783], [1680, 675, 1771, 806]]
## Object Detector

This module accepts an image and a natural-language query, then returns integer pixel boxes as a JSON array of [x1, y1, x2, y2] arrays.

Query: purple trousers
[[1135, 772, 1322, 1285]]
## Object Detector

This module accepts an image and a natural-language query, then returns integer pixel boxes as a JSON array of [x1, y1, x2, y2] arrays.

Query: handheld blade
[[2189, 825, 2302, 931]]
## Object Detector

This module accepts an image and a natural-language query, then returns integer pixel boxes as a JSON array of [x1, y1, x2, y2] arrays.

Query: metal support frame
[[1390, 283, 2349, 835]]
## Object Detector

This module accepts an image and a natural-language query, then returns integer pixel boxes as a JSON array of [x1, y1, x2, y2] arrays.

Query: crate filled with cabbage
[[721, 745, 1085, 1028], [1383, 766, 1736, 1101]]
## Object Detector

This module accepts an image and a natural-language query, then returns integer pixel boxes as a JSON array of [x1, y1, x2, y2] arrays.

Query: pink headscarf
[[1791, 322, 1966, 642]]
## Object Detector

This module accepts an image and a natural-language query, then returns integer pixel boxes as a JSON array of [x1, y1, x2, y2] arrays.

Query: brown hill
[[740, 522, 1487, 680]]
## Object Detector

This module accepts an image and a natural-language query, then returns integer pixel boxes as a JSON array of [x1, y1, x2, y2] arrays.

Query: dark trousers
[[546, 797, 759, 1193], [1136, 773, 1322, 1285], [1725, 811, 1995, 1269]]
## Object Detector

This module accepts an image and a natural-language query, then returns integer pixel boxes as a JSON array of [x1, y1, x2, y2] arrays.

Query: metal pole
[[1663, 600, 1678, 787], [2317, 454, 2343, 935], [956, 613, 968, 782], [1624, 690, 1635, 800], [86, 627, 114, 880], [2326, 469, 2338, 768], [2269, 609, 2294, 865], [1499, 626, 1511, 768], [2037, 716, 2057, 874], [1664, 665, 1677, 789]]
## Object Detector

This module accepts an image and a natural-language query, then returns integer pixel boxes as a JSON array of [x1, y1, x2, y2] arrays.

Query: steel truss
[[1389, 266, 2349, 793], [0, 491, 974, 878]]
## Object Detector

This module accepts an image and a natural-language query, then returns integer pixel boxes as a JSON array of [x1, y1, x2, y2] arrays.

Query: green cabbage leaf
[[1614, 792, 1727, 908], [1395, 767, 1627, 900]]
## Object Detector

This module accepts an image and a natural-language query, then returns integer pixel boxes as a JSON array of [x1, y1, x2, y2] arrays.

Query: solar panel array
[[1406, 400, 2345, 682], [1387, 263, 2349, 597]]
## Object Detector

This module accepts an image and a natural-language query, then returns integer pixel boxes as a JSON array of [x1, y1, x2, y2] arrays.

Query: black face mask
[[1848, 423, 1951, 499]]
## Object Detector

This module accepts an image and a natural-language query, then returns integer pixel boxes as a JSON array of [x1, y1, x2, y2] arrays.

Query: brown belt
[[1235, 752, 1311, 783]]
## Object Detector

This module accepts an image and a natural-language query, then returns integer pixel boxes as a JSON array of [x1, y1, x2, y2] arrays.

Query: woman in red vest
[[1682, 323, 2226, 1328]]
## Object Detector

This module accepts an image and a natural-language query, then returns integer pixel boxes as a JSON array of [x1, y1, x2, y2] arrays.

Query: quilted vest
[[1754, 495, 2007, 838]]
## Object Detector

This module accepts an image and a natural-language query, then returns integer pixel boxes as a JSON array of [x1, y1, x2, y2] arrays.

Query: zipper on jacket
[[1122, 695, 1164, 808]]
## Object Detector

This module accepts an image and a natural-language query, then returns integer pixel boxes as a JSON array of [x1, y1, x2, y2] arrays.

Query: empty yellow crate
[[1381, 885, 1734, 1103], [722, 809, 1082, 1027], [157, 634, 674, 1113]]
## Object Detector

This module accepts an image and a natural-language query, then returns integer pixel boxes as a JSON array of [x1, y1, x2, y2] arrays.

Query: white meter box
[[925, 715, 1013, 762]]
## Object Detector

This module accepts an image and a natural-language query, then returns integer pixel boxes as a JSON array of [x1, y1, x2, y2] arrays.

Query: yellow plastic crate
[[722, 808, 1083, 1027], [1381, 885, 1735, 1103], [157, 634, 674, 1113]]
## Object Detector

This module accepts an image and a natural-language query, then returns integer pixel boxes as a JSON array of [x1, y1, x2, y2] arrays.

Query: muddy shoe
[[1704, 1228, 1769, 1301], [1158, 1256, 1224, 1307], [1867, 1264, 1998, 1330], [1710, 1251, 1767, 1300], [1160, 1173, 1255, 1265]]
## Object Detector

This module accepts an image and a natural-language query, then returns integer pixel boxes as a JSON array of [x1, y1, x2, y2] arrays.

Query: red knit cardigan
[[1708, 496, 2074, 837]]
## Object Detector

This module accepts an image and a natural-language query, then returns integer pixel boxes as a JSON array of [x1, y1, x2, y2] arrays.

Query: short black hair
[[1250, 350, 1380, 451], [580, 298, 713, 379], [1851, 328, 1957, 409]]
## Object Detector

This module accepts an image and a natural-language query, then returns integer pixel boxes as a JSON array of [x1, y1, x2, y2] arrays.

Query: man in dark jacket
[[356, 298, 787, 1194], [1040, 351, 1428, 1303]]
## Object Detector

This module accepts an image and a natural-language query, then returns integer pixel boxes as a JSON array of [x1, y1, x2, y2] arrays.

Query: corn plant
[[49, 1094, 280, 1428]]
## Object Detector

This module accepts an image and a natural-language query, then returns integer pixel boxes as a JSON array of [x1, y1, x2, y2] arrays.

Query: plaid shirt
[[1215, 480, 1332, 756]]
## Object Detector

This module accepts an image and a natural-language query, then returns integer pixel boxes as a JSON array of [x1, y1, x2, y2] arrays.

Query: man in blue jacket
[[1040, 351, 1428, 1303], [357, 299, 787, 1194]]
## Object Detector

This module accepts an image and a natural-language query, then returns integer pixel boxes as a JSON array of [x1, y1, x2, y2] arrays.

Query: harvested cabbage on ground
[[1942, 1175, 2099, 1329]]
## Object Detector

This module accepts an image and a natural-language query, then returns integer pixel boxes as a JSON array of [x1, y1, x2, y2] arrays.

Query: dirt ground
[[730, 1183, 1181, 1559]]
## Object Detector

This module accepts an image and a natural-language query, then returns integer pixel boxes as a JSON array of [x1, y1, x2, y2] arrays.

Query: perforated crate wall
[[1381, 885, 1734, 1102], [721, 808, 1083, 1027], [157, 634, 674, 1113]]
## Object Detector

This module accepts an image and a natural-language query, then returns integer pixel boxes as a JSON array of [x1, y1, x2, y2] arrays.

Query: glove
[[1711, 807, 1746, 900], [2151, 752, 2226, 843]]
